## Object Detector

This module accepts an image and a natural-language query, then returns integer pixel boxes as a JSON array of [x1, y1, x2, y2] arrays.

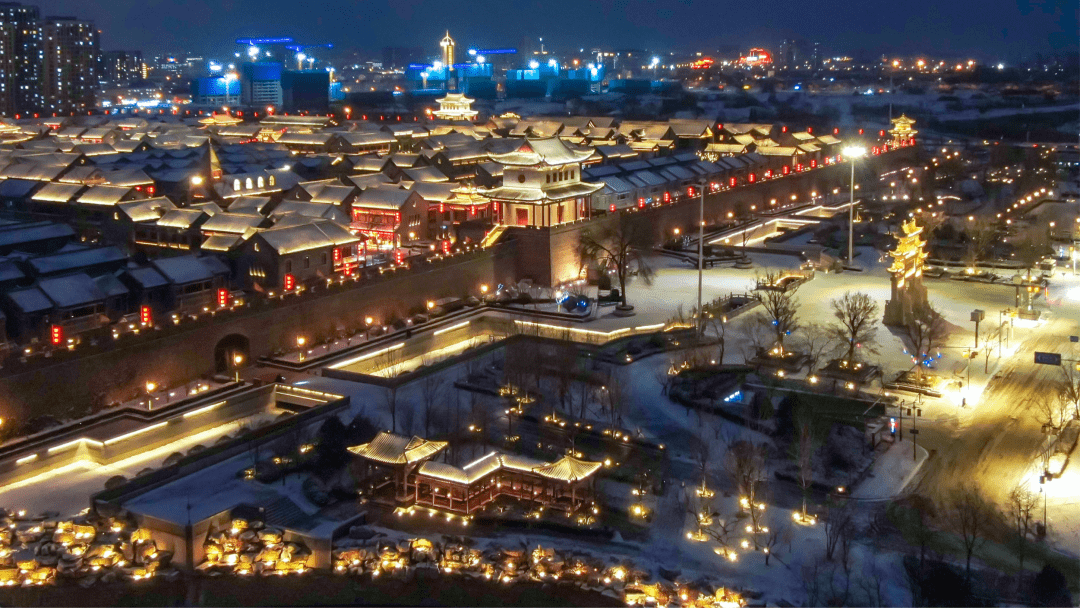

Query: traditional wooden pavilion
[[433, 93, 477, 121], [347, 432, 448, 501], [479, 137, 602, 227], [348, 432, 602, 515]]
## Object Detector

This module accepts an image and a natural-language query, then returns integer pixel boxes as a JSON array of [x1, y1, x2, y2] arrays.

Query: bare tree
[[1004, 483, 1039, 575], [947, 483, 992, 581], [552, 343, 578, 417], [823, 494, 853, 561], [705, 311, 728, 364], [1034, 394, 1072, 433], [799, 322, 836, 374], [1056, 357, 1080, 420], [829, 291, 880, 362], [981, 326, 999, 373], [897, 495, 937, 571], [738, 319, 771, 363], [761, 522, 790, 566], [419, 372, 445, 437], [962, 218, 997, 274], [599, 367, 628, 429], [901, 304, 949, 382], [383, 386, 399, 434], [752, 271, 800, 356], [725, 439, 768, 546], [791, 412, 815, 517], [914, 209, 946, 241], [1014, 226, 1051, 279], [577, 214, 655, 307]]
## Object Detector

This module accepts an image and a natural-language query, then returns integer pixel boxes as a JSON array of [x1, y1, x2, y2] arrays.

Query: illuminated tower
[[439, 31, 455, 69], [888, 114, 917, 147]]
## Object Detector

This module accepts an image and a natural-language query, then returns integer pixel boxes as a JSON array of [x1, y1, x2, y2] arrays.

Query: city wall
[[0, 150, 913, 423], [0, 246, 516, 423]]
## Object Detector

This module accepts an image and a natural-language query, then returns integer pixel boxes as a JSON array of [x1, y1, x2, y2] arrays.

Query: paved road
[[913, 316, 1074, 507]]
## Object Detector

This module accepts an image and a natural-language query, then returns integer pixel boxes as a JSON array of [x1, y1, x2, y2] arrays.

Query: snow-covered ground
[[852, 442, 929, 500], [0, 413, 277, 517], [1, 241, 1076, 603]]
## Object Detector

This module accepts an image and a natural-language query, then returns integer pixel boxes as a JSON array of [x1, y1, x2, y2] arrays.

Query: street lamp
[[146, 381, 156, 410], [232, 353, 244, 383], [842, 146, 867, 266], [297, 336, 306, 361]]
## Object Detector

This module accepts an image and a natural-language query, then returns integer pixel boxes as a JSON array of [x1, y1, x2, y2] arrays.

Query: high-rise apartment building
[[42, 16, 98, 114], [240, 61, 283, 108], [0, 2, 42, 116], [101, 50, 145, 84]]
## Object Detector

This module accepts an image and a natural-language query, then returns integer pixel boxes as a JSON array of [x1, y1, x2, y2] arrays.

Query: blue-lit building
[[191, 76, 241, 106], [240, 62, 283, 108]]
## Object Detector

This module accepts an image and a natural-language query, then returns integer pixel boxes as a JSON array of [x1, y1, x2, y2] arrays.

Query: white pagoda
[[480, 137, 602, 227], [433, 93, 477, 121]]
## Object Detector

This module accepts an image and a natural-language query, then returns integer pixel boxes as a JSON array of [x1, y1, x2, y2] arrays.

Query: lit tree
[[752, 271, 800, 357], [789, 404, 816, 517], [702, 297, 729, 364], [577, 214, 655, 307], [829, 291, 880, 362], [725, 439, 768, 548], [900, 304, 949, 382]]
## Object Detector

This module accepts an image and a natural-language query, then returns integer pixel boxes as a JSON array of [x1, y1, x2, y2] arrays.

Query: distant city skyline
[[40, 0, 1079, 61]]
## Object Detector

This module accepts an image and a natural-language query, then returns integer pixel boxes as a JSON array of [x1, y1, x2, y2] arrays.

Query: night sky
[[48, 0, 1079, 60]]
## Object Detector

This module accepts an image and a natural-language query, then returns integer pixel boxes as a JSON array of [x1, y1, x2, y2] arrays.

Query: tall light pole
[[697, 182, 706, 335], [842, 146, 866, 266]]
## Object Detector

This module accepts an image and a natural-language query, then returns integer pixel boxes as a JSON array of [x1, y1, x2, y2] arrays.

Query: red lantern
[[637, 198, 645, 209], [50, 325, 63, 345], [218, 288, 229, 308], [140, 305, 152, 325], [748, 173, 756, 183], [609, 203, 616, 212], [729, 176, 737, 187], [782, 165, 790, 175], [284, 274, 296, 291], [810, 159, 817, 169], [663, 191, 671, 203]]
